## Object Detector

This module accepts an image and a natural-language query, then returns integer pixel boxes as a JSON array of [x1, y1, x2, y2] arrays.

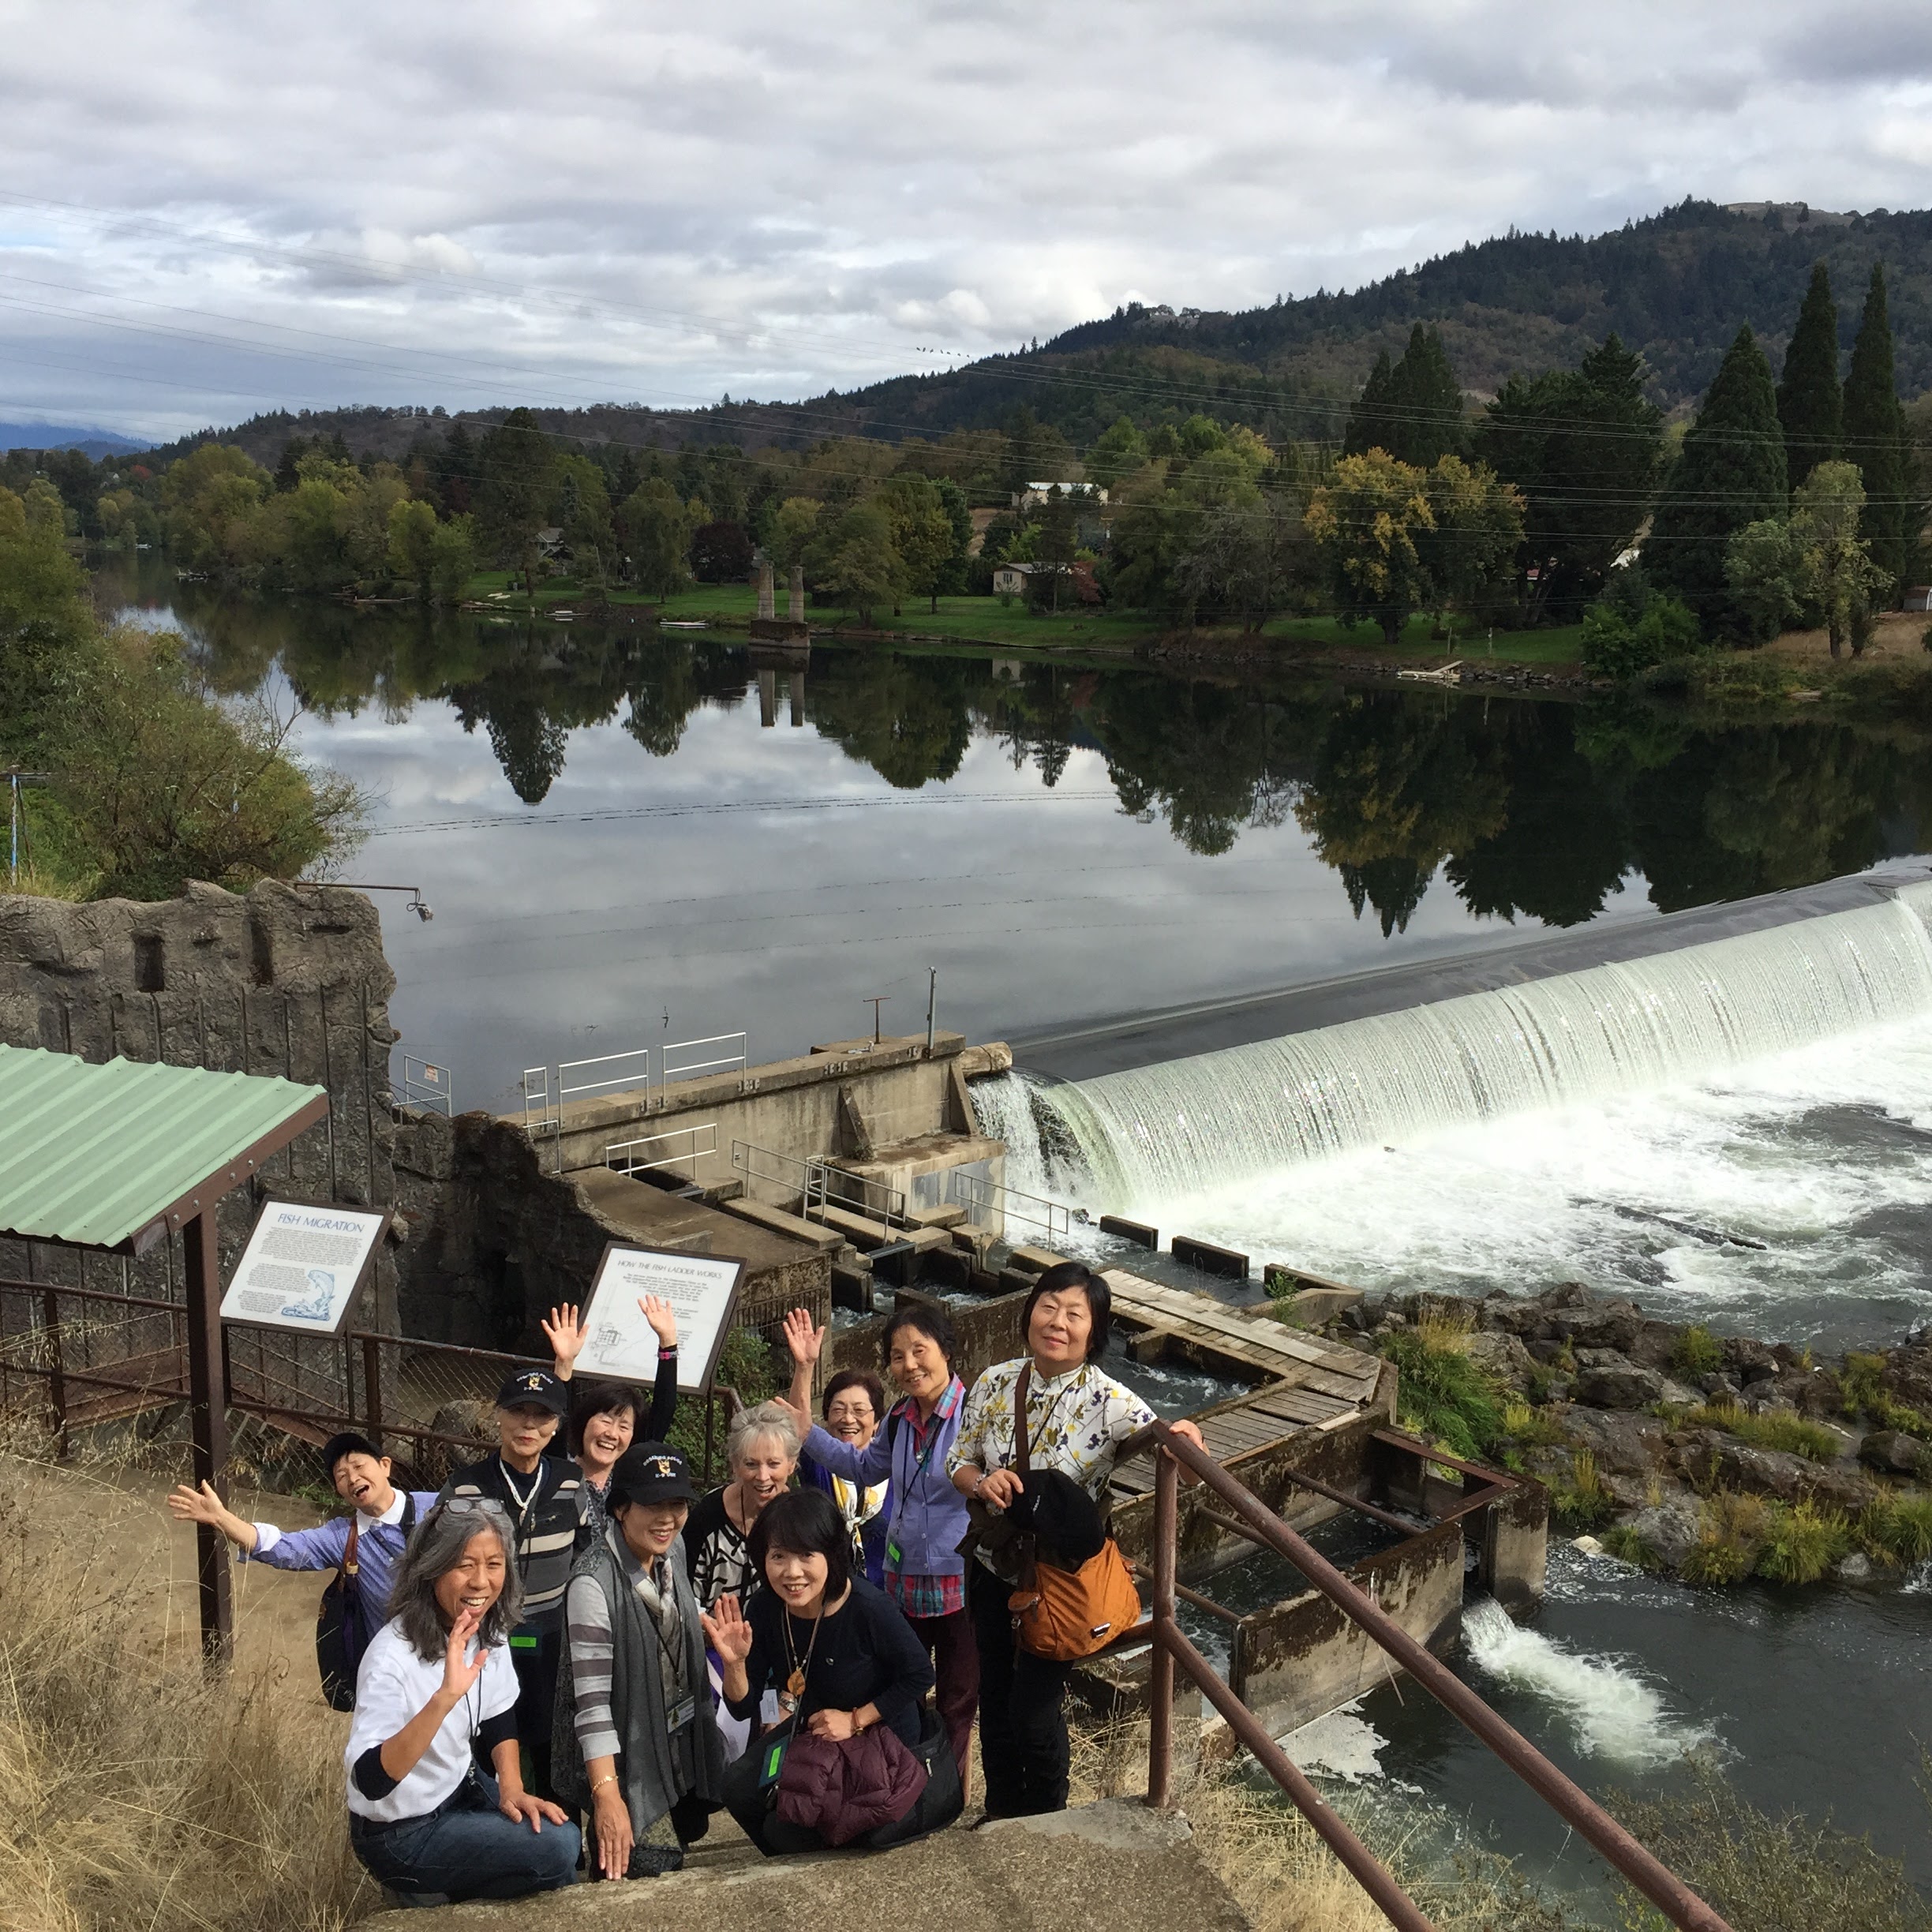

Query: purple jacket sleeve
[[803, 1421, 896, 1488], [242, 1516, 350, 1571]]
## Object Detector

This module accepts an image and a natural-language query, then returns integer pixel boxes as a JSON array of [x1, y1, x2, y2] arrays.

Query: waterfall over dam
[[987, 872, 1932, 1211]]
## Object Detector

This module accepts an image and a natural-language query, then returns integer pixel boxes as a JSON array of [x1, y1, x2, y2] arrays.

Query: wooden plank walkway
[[1100, 1268, 1384, 1502]]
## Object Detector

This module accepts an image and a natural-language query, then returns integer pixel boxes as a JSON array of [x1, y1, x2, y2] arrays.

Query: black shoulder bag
[[317, 1493, 417, 1711]]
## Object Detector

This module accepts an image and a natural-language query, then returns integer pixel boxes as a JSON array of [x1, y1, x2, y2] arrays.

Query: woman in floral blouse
[[948, 1262, 1204, 1818]]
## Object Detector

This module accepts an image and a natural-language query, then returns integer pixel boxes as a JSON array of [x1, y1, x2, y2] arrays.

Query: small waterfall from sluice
[[977, 882, 1932, 1214]]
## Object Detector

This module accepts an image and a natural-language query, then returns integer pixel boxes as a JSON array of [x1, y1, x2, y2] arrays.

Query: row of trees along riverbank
[[8, 257, 1923, 656]]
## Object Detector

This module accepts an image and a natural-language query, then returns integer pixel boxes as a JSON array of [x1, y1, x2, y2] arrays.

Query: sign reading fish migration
[[577, 1242, 747, 1392], [219, 1199, 388, 1335]]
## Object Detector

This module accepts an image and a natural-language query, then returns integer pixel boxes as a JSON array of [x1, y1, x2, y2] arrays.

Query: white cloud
[[2, 0, 1930, 438]]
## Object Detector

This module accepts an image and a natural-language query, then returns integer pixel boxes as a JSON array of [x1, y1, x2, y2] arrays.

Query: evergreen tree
[[1343, 350, 1395, 457], [1776, 262, 1841, 491], [1842, 263, 1910, 593], [1646, 324, 1788, 635], [1385, 324, 1466, 468]]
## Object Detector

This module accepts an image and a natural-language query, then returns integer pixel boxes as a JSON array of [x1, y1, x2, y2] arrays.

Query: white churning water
[[987, 882, 1932, 1210], [1459, 1600, 1715, 1769]]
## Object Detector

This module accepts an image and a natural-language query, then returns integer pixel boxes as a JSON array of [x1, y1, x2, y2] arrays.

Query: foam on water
[[1461, 1599, 1715, 1769], [1279, 1701, 1390, 1783]]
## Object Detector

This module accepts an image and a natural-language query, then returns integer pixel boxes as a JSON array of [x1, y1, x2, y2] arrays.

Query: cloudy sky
[[5, 0, 1932, 440]]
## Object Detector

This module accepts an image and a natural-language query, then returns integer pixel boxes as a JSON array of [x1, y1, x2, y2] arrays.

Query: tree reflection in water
[[162, 578, 1930, 931]]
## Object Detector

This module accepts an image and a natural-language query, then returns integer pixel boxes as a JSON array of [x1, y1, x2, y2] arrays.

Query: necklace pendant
[[786, 1666, 806, 1698]]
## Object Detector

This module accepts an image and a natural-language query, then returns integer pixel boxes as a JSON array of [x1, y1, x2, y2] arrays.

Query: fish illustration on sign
[[279, 1267, 337, 1322]]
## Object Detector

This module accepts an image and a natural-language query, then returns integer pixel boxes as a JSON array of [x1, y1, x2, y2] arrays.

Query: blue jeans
[[350, 1772, 580, 1904]]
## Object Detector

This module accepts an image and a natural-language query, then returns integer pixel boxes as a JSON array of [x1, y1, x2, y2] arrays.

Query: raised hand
[[541, 1303, 588, 1375], [781, 1306, 825, 1367], [166, 1479, 223, 1526], [700, 1593, 754, 1665], [638, 1294, 678, 1350], [441, 1605, 489, 1701]]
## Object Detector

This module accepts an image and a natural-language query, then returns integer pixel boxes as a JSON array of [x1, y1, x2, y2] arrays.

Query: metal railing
[[662, 1031, 747, 1084], [729, 1138, 908, 1229], [732, 1137, 815, 1209], [607, 1121, 718, 1183], [946, 1169, 1071, 1245], [393, 1054, 454, 1116], [558, 1046, 654, 1108], [521, 1065, 556, 1135], [1137, 1423, 1734, 1932]]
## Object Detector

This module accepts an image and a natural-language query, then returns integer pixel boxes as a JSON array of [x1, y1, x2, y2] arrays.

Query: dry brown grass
[[0, 1451, 377, 1932]]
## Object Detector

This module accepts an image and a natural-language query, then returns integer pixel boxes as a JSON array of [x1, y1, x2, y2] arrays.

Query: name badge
[[668, 1694, 697, 1732]]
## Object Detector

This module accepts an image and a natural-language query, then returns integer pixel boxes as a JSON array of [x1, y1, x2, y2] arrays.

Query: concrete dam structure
[[990, 867, 1932, 1211]]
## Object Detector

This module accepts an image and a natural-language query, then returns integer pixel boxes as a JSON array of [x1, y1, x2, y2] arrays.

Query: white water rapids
[[979, 880, 1932, 1342]]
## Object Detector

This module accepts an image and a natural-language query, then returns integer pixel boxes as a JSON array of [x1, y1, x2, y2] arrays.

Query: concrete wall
[[1230, 1519, 1466, 1737], [829, 1286, 1029, 1391], [1480, 1475, 1550, 1613], [0, 881, 403, 1413], [536, 1033, 1011, 1186]]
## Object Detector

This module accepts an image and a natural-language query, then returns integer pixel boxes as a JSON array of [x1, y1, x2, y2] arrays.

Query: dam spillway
[[985, 871, 1932, 1211]]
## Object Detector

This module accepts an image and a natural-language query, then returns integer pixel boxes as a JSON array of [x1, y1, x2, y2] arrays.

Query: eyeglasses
[[442, 1497, 515, 1525]]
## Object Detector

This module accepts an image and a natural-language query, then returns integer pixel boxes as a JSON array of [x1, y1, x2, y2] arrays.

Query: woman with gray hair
[[344, 1499, 579, 1905], [680, 1398, 799, 1611]]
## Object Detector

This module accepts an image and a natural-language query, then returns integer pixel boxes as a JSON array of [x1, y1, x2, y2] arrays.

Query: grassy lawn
[[462, 571, 1584, 666]]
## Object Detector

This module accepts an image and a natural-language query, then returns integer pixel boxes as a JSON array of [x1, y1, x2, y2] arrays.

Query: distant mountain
[[0, 420, 144, 457], [153, 198, 1932, 468]]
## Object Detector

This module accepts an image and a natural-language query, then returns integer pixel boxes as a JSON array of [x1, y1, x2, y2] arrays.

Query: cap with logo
[[609, 1440, 697, 1507], [493, 1367, 567, 1416]]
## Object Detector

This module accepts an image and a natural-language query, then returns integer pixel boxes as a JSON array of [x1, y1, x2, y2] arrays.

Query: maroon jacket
[[776, 1724, 927, 1845]]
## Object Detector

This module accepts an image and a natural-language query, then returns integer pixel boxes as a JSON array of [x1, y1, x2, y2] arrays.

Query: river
[[114, 564, 1932, 1911]]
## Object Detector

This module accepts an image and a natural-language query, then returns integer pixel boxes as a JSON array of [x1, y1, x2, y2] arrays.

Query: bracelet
[[590, 1773, 618, 1795]]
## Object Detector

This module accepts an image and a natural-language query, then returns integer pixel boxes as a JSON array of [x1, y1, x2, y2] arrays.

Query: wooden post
[[183, 1210, 233, 1664], [362, 1333, 384, 1449]]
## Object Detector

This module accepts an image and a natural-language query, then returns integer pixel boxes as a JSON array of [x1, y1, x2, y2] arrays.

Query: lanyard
[[896, 1388, 954, 1492], [1013, 1366, 1084, 1470]]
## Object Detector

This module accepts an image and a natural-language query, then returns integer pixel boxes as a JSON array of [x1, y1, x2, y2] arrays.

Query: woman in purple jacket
[[779, 1303, 977, 1792]]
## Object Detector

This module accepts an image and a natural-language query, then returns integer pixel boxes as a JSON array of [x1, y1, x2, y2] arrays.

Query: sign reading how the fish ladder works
[[578, 1242, 747, 1392], [219, 1200, 389, 1335]]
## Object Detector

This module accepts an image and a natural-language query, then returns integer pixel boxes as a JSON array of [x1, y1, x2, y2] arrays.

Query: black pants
[[968, 1562, 1073, 1818], [508, 1625, 561, 1804]]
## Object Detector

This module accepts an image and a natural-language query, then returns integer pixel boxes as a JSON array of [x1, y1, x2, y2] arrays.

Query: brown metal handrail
[[1142, 1424, 1735, 1932]]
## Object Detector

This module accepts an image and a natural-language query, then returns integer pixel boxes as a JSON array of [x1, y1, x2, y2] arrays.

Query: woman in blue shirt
[[780, 1304, 977, 1792]]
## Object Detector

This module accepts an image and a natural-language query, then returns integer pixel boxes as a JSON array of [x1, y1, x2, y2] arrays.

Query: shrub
[[1608, 1763, 1931, 1932], [1860, 1492, 1932, 1566], [1376, 1326, 1503, 1461], [1843, 1353, 1932, 1441], [1678, 1402, 1840, 1462], [1755, 1499, 1852, 1585], [1500, 1398, 1567, 1447], [1670, 1325, 1724, 1377], [1579, 589, 1702, 681], [1553, 1448, 1616, 1530], [1679, 1492, 1769, 1586], [1600, 1523, 1663, 1571]]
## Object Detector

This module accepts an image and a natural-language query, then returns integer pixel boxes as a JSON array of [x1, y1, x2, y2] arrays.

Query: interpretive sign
[[576, 1241, 747, 1392], [219, 1198, 388, 1335]]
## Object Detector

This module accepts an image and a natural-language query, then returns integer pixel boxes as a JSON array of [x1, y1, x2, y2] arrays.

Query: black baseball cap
[[609, 1440, 697, 1507], [494, 1367, 567, 1416]]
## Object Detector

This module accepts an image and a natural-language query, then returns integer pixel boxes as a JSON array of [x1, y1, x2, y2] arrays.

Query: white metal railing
[[730, 1139, 907, 1228], [608, 1121, 718, 1182], [522, 1065, 556, 1134], [948, 1170, 1071, 1245], [558, 1046, 655, 1107], [394, 1054, 454, 1116], [662, 1032, 747, 1084]]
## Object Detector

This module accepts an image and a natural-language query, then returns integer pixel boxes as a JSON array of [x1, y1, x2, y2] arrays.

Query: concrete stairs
[[356, 1799, 1251, 1930]]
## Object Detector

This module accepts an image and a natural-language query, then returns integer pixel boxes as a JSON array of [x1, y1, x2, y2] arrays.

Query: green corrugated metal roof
[[0, 1044, 328, 1250]]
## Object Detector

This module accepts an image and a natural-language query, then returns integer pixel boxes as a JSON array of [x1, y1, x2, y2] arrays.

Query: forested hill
[[157, 198, 1932, 466]]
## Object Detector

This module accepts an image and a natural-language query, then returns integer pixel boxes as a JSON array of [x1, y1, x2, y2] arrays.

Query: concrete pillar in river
[[758, 668, 777, 728], [789, 670, 805, 726], [756, 558, 776, 621], [788, 564, 805, 623]]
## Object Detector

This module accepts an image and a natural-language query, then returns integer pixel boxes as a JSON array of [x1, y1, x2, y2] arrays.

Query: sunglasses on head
[[442, 1497, 515, 1525]]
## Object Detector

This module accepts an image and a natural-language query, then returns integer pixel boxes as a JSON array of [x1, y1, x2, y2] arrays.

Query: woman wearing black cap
[[553, 1442, 724, 1879], [443, 1368, 582, 1802]]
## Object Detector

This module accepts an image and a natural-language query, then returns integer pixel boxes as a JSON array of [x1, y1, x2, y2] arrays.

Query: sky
[[5, 0, 1932, 441]]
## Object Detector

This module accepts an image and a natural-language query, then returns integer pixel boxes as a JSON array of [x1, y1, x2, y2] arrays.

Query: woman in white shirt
[[344, 1498, 579, 1904], [948, 1261, 1204, 1819]]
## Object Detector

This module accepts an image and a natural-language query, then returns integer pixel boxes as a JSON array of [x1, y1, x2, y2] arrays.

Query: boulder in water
[[1624, 1498, 1702, 1570]]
